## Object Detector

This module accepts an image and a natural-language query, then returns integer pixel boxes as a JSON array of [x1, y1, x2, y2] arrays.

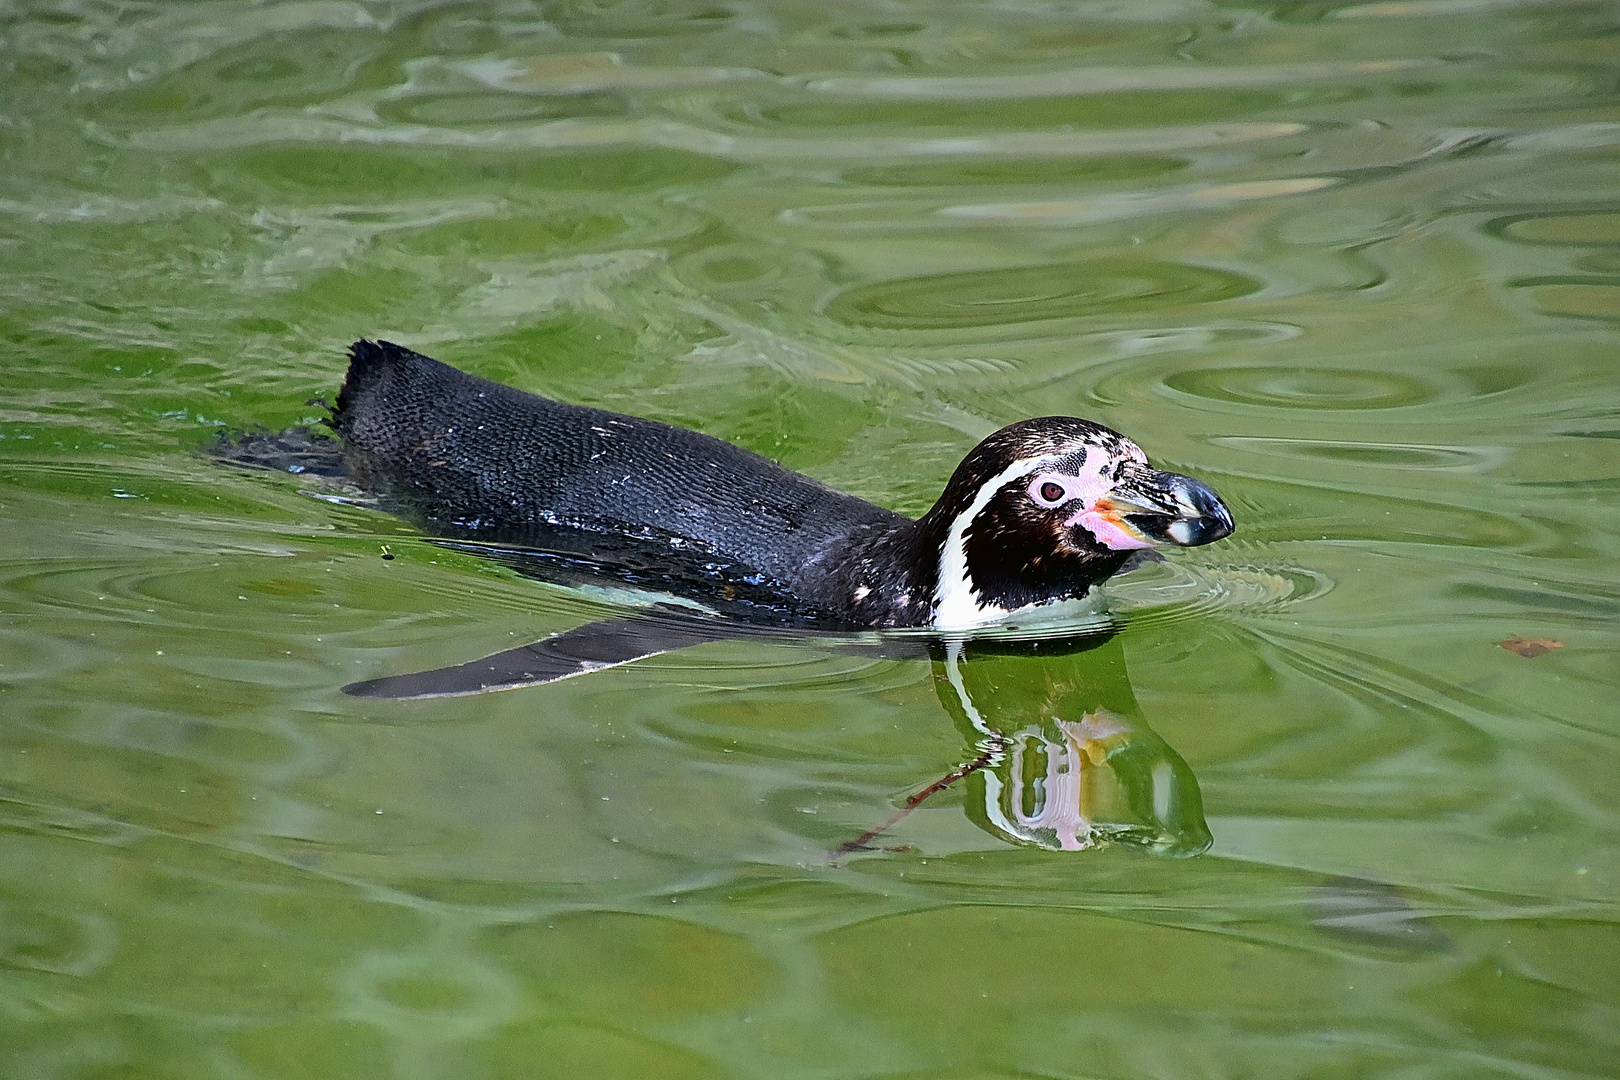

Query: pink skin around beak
[[1032, 458, 1233, 553], [1065, 503, 1155, 551], [1032, 463, 1158, 552]]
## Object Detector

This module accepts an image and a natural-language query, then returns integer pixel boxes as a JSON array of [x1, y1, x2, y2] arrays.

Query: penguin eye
[[1028, 476, 1072, 507]]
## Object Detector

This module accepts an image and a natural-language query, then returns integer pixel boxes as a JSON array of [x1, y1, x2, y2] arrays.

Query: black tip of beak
[[1172, 476, 1234, 546], [1119, 473, 1235, 548]]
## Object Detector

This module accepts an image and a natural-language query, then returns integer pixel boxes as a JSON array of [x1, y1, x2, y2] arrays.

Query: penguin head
[[922, 417, 1233, 630]]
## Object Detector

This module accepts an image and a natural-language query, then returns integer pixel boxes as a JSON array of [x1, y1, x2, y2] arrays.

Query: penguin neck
[[911, 495, 991, 630], [847, 499, 971, 628], [905, 492, 1126, 632], [811, 487, 1124, 630]]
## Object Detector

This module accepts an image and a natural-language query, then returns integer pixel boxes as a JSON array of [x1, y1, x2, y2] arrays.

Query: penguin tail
[[334, 338, 400, 434]]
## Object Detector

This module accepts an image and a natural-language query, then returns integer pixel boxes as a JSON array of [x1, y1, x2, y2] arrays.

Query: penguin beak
[[1088, 464, 1234, 548]]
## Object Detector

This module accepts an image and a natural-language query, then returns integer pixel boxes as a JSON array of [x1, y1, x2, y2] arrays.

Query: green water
[[3, 1, 1618, 1076]]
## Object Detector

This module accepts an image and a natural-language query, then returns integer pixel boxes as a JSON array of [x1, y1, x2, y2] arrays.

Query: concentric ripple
[[1104, 558, 1334, 631], [1163, 366, 1438, 411], [1211, 436, 1507, 473], [824, 260, 1261, 330]]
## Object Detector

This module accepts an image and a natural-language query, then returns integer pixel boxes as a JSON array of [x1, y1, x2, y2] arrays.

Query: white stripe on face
[[932, 453, 1058, 631]]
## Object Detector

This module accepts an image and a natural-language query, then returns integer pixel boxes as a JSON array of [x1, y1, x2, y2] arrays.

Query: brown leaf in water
[[1498, 637, 1563, 658]]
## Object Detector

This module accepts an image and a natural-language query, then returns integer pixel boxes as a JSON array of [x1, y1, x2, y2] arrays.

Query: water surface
[[2, 1, 1618, 1077]]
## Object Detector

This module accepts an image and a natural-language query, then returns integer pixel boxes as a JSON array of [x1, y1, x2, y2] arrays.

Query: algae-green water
[[2, 2, 1617, 1077]]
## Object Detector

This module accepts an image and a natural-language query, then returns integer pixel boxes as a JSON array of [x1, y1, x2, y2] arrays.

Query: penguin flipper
[[341, 615, 726, 699]]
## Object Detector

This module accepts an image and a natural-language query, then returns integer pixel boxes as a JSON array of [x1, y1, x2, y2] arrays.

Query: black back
[[332, 340, 904, 616]]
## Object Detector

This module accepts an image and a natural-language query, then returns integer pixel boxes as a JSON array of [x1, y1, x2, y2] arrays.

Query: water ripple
[[105, 113, 1309, 163], [1108, 560, 1335, 629], [1095, 360, 1542, 416], [1211, 436, 1509, 473], [936, 178, 1341, 227], [806, 59, 1441, 98], [823, 259, 1261, 330]]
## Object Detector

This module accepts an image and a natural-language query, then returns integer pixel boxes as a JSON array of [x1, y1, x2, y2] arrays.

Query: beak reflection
[[1093, 465, 1234, 548]]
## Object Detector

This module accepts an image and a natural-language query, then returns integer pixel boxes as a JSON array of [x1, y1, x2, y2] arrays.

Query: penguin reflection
[[841, 632, 1210, 857]]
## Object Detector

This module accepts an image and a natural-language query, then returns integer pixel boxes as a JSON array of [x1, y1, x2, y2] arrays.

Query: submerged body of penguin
[[328, 339, 1233, 633]]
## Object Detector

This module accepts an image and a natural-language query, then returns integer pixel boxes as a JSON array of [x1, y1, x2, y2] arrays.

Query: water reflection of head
[[931, 633, 1211, 856]]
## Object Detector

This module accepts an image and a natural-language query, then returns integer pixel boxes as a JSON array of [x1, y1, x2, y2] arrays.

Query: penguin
[[231, 339, 1234, 695]]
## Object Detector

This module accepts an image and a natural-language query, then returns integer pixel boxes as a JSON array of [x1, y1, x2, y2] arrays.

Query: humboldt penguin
[[238, 339, 1234, 695]]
